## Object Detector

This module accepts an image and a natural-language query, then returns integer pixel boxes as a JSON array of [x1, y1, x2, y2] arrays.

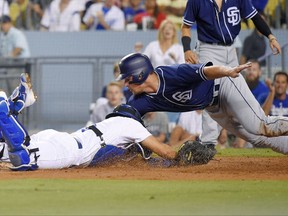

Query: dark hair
[[0, 15, 11, 23], [273, 71, 288, 82]]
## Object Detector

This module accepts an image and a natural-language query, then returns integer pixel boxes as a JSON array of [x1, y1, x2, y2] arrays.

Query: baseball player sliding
[[117, 53, 288, 162], [0, 73, 198, 171]]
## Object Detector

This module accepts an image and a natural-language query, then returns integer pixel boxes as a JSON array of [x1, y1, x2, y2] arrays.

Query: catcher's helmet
[[106, 104, 144, 125], [116, 53, 154, 84]]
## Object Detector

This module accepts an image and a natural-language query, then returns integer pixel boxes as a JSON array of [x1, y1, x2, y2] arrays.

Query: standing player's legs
[[207, 75, 288, 154], [197, 42, 238, 146]]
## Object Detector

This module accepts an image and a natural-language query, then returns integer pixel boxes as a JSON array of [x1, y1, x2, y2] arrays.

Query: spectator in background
[[133, 0, 166, 30], [40, 0, 81, 31], [169, 110, 202, 147], [143, 19, 184, 67], [156, 0, 186, 29], [143, 112, 169, 143], [0, 15, 30, 58], [240, 12, 267, 66], [121, 0, 145, 25], [28, 0, 53, 30], [244, 60, 269, 102], [88, 82, 124, 125], [260, 71, 288, 116], [101, 62, 132, 102], [83, 0, 125, 30], [9, 0, 30, 29], [0, 15, 30, 94], [0, 0, 10, 17], [87, 62, 132, 126]]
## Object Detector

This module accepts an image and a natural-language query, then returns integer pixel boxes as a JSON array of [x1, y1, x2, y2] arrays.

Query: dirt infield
[[0, 156, 287, 180]]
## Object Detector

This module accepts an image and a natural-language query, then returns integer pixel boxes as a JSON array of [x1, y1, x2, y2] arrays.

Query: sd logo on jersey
[[172, 90, 192, 103], [227, 7, 240, 26]]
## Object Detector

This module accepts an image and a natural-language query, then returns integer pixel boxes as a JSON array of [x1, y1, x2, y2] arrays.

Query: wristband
[[181, 36, 191, 52]]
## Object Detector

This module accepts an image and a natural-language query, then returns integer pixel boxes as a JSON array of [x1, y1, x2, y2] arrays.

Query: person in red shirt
[[133, 0, 166, 30]]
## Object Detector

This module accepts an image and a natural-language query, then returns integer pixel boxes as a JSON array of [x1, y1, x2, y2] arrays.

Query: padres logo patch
[[172, 90, 192, 103], [227, 7, 240, 26]]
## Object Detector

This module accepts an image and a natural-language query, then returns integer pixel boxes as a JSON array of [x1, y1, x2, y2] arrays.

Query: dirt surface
[[0, 156, 287, 180]]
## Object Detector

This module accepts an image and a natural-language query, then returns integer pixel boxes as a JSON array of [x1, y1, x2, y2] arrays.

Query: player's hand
[[228, 62, 252, 78], [270, 40, 281, 55], [269, 38, 281, 55], [184, 50, 199, 64]]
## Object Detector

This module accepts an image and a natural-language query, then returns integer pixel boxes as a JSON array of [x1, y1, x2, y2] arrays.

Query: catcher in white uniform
[[0, 74, 195, 171]]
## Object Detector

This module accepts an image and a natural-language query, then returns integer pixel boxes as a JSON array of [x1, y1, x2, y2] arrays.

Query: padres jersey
[[183, 0, 257, 44], [128, 62, 215, 116]]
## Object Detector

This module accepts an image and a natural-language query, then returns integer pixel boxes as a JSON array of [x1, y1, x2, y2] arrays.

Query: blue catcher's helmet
[[106, 104, 144, 125], [116, 53, 154, 84]]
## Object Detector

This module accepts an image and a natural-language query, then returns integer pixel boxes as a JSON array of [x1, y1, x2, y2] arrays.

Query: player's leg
[[220, 75, 288, 136], [207, 75, 288, 154], [197, 44, 238, 147], [214, 117, 288, 154], [0, 99, 38, 170]]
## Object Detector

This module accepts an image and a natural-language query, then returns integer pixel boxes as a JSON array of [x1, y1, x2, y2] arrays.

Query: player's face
[[274, 75, 288, 96], [124, 76, 144, 95], [245, 62, 261, 81]]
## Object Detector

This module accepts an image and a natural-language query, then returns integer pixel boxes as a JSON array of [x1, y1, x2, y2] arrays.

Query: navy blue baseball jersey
[[183, 0, 257, 44], [127, 62, 215, 116]]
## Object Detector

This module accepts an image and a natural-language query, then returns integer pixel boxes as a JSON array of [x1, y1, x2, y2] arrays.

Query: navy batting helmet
[[106, 104, 144, 125], [116, 53, 154, 84]]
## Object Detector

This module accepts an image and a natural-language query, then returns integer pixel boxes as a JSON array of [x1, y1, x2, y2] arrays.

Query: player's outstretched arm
[[141, 135, 177, 160], [203, 62, 252, 80]]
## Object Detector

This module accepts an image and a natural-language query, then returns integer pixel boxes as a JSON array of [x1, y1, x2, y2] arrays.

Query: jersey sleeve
[[177, 62, 212, 83], [182, 0, 198, 26], [128, 120, 152, 143], [240, 0, 257, 19]]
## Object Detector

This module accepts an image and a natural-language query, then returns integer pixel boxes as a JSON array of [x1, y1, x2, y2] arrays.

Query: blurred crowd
[[0, 0, 186, 31], [0, 0, 286, 31]]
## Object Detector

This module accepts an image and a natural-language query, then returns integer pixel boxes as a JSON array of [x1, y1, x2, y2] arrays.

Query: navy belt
[[202, 41, 233, 46]]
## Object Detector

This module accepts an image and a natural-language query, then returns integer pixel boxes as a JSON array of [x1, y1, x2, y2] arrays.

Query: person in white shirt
[[0, 0, 9, 17], [90, 82, 124, 124], [83, 0, 125, 30], [169, 110, 202, 147], [40, 0, 81, 31], [143, 19, 185, 67]]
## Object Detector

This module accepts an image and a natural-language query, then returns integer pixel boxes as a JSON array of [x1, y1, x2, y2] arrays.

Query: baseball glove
[[177, 140, 217, 165]]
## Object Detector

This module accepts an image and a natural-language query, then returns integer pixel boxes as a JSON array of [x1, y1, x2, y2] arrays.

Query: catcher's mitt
[[177, 141, 217, 165]]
